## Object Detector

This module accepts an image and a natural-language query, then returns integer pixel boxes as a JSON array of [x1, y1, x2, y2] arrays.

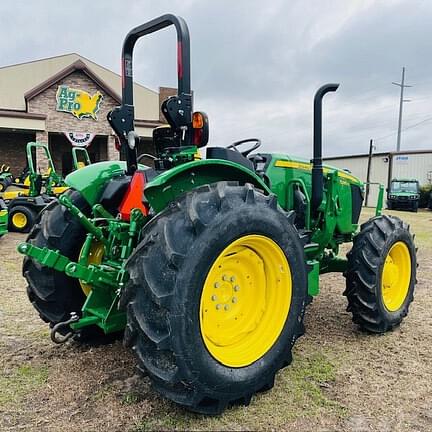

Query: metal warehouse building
[[0, 54, 172, 176], [324, 149, 432, 206]]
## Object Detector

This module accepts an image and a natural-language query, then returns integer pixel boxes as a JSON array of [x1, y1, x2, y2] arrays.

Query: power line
[[374, 115, 432, 142]]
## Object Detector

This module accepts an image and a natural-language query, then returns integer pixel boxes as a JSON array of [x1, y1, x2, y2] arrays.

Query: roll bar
[[122, 14, 191, 104], [108, 14, 192, 174], [311, 83, 339, 216]]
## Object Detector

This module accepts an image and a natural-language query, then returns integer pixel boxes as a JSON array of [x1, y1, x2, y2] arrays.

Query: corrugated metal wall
[[391, 153, 432, 184]]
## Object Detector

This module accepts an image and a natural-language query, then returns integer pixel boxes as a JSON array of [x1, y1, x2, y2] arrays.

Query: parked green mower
[[0, 164, 14, 192], [0, 198, 7, 238], [19, 15, 417, 414], [72, 147, 92, 170], [4, 142, 68, 232]]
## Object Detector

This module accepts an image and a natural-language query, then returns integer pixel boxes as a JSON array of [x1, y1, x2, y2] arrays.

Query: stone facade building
[[0, 53, 169, 176]]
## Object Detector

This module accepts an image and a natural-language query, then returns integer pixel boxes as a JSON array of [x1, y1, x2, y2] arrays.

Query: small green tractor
[[18, 15, 417, 414], [0, 198, 7, 238], [72, 147, 92, 170], [3, 142, 67, 232], [387, 178, 420, 212], [0, 164, 14, 192]]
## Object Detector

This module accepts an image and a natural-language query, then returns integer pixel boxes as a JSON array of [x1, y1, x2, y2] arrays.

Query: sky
[[0, 0, 431, 158]]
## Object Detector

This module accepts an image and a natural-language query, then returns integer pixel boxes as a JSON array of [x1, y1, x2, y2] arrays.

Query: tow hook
[[50, 312, 80, 344]]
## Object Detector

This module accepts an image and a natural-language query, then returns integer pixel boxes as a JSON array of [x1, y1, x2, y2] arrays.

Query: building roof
[[324, 148, 432, 160], [0, 53, 159, 121]]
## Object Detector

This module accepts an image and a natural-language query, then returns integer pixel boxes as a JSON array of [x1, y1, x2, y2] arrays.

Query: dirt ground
[[0, 207, 431, 432]]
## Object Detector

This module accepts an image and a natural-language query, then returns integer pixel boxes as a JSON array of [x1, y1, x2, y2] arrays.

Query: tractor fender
[[144, 159, 272, 213], [65, 161, 129, 206]]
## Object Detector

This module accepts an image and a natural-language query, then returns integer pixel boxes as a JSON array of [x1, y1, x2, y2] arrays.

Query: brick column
[[35, 131, 50, 172], [107, 135, 119, 161], [35, 131, 48, 144]]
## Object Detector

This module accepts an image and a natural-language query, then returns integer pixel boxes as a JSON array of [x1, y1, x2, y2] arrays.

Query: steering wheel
[[227, 138, 261, 157]]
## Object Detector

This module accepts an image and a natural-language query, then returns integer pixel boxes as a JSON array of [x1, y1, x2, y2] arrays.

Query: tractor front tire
[[122, 182, 308, 414], [344, 215, 416, 333], [23, 190, 90, 330]]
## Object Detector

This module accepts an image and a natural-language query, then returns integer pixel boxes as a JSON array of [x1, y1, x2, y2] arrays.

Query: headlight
[[390, 195, 396, 199], [409, 195, 417, 200]]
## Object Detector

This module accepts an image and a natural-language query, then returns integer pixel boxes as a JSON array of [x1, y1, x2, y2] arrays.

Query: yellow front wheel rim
[[12, 212, 27, 229], [200, 234, 292, 368], [78, 240, 104, 296], [381, 241, 411, 312]]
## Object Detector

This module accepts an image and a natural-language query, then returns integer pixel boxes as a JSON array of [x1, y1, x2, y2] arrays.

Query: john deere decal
[[56, 85, 103, 120]]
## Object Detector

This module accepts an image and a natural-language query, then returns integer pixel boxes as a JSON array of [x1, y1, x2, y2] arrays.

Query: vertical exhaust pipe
[[311, 83, 339, 216]]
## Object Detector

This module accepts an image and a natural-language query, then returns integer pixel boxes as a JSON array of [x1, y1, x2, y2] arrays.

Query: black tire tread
[[344, 214, 416, 333], [23, 190, 89, 325], [122, 182, 307, 414]]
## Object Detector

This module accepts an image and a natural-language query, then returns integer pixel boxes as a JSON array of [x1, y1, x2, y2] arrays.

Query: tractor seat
[[206, 147, 254, 171]]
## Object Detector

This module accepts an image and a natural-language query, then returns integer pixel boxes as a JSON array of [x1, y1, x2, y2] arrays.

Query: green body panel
[[0, 208, 7, 237], [307, 260, 320, 296], [65, 161, 128, 206], [145, 159, 272, 212], [65, 158, 270, 212], [264, 154, 362, 246]]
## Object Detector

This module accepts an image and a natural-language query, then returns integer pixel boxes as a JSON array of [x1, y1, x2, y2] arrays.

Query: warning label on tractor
[[56, 85, 103, 120]]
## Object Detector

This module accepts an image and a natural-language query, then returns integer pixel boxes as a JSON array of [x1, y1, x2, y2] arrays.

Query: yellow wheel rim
[[78, 240, 104, 296], [200, 234, 292, 367], [381, 241, 411, 312], [12, 212, 27, 229]]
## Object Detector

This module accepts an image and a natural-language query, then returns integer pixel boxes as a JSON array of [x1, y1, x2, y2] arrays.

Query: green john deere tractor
[[0, 198, 7, 238], [18, 15, 417, 414], [0, 164, 14, 192], [72, 147, 92, 170], [3, 141, 68, 232]]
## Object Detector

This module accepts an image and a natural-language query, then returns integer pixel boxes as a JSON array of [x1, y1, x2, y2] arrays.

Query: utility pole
[[365, 139, 374, 207], [392, 67, 412, 152]]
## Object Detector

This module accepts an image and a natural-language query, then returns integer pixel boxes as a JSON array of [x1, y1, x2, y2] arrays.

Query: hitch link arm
[[59, 195, 109, 246], [18, 243, 120, 289]]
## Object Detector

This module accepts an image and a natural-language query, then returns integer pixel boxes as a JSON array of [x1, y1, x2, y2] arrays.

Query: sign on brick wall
[[64, 132, 95, 147], [56, 85, 103, 120]]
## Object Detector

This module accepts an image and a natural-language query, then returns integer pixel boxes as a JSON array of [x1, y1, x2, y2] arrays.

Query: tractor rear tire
[[344, 215, 416, 333], [9, 205, 36, 233], [23, 190, 93, 334], [122, 182, 308, 414]]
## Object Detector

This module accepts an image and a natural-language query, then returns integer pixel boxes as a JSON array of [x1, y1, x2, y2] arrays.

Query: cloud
[[0, 0, 430, 157]]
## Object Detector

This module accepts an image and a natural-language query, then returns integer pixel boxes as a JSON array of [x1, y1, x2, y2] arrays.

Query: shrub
[[419, 184, 432, 208]]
